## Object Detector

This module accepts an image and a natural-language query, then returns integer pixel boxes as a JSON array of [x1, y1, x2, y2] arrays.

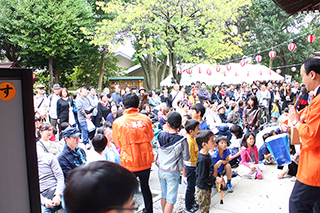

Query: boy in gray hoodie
[[156, 111, 191, 213]]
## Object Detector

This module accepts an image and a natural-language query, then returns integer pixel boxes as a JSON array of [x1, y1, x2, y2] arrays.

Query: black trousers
[[133, 168, 153, 213], [289, 180, 320, 213]]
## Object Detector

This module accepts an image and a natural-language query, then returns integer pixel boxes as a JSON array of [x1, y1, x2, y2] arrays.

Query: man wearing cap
[[138, 86, 146, 99], [111, 85, 123, 105], [48, 84, 61, 130], [34, 84, 48, 122], [113, 92, 154, 213], [57, 127, 86, 181]]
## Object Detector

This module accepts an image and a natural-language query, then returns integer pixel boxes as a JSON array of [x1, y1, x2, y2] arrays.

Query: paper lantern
[[216, 66, 221, 72], [206, 69, 212, 75], [186, 69, 192, 74], [288, 43, 296, 51], [280, 80, 283, 83], [269, 50, 276, 58], [276, 69, 281, 74], [223, 71, 227, 77], [198, 67, 201, 73], [32, 74, 36, 78], [240, 60, 246, 67], [307, 34, 315, 43], [235, 71, 239, 77], [247, 70, 250, 76], [255, 55, 262, 63], [291, 67, 296, 72], [179, 69, 183, 74], [276, 80, 279, 83], [258, 70, 262, 76], [268, 69, 272, 75], [272, 80, 275, 83], [226, 64, 232, 71]]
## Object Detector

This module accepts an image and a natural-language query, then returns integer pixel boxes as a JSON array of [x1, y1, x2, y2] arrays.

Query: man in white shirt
[[34, 84, 48, 122], [170, 83, 183, 109], [259, 84, 271, 122], [48, 84, 61, 131]]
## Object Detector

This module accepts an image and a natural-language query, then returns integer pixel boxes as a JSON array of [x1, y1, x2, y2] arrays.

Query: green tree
[[1, 0, 94, 90], [227, 0, 320, 79], [85, 0, 250, 89]]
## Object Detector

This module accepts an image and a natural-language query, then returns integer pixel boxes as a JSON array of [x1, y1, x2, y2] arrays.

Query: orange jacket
[[296, 95, 320, 186], [112, 108, 154, 172]]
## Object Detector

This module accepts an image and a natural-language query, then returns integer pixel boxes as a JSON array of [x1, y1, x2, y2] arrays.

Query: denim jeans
[[133, 169, 153, 213], [79, 121, 89, 144], [185, 166, 197, 210], [158, 169, 180, 204], [244, 127, 258, 136]]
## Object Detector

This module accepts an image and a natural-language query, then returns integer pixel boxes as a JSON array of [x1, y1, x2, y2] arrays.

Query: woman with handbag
[[57, 88, 75, 135], [242, 95, 261, 136]]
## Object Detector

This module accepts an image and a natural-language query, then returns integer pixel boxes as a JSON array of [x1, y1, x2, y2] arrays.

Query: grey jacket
[[156, 133, 190, 172], [76, 95, 91, 123]]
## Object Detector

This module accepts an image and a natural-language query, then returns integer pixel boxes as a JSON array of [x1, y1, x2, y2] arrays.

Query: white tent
[[160, 63, 285, 86]]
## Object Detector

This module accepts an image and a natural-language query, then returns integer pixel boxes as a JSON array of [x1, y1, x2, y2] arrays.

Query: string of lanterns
[[179, 32, 316, 77]]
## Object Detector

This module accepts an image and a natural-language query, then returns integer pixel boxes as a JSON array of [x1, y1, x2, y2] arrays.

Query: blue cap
[[62, 127, 81, 138], [131, 86, 137, 90]]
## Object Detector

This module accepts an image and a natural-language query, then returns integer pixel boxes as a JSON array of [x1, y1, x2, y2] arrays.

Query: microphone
[[294, 87, 308, 109]]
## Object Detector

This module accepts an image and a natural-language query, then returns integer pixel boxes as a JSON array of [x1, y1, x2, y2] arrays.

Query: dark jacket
[[160, 94, 173, 108], [242, 106, 262, 129]]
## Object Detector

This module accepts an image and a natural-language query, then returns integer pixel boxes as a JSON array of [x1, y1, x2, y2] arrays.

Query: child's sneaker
[[185, 207, 198, 213], [226, 183, 233, 193], [256, 170, 263, 179]]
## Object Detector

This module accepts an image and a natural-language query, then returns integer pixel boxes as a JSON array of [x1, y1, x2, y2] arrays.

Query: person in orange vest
[[289, 58, 320, 213]]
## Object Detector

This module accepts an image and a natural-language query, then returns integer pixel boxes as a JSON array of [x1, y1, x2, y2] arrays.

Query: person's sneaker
[[185, 207, 198, 213], [226, 183, 233, 193], [257, 173, 263, 179], [290, 176, 297, 182], [232, 171, 238, 177], [192, 203, 199, 209], [213, 183, 216, 188]]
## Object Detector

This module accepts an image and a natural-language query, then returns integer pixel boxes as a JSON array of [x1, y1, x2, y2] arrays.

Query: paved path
[[135, 163, 295, 213]]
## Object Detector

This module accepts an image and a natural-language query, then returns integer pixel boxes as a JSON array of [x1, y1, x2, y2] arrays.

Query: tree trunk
[[148, 54, 155, 90], [48, 56, 53, 92], [97, 46, 106, 96], [54, 70, 60, 84]]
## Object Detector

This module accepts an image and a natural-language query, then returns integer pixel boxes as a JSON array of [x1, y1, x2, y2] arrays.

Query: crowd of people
[[33, 73, 312, 213]]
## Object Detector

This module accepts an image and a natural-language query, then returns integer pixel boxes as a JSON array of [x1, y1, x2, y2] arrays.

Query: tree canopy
[[85, 0, 250, 89]]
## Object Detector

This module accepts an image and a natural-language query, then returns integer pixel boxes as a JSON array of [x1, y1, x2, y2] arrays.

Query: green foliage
[[84, 0, 250, 87], [227, 0, 320, 78]]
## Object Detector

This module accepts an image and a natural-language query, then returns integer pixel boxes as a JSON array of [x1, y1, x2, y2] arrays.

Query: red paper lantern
[[223, 71, 227, 77], [186, 69, 192, 74], [291, 67, 296, 72], [235, 71, 239, 77], [206, 69, 212, 76], [240, 60, 246, 67], [32, 74, 36, 78], [226, 64, 232, 71], [276, 80, 279, 83], [280, 80, 283, 83], [272, 80, 275, 83], [269, 50, 276, 58], [198, 67, 201, 73], [276, 69, 281, 74], [307, 34, 315, 43], [247, 70, 250, 76], [179, 69, 183, 74], [216, 66, 221, 72], [268, 69, 272, 75], [288, 43, 296, 51], [255, 55, 262, 63], [258, 70, 262, 76]]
